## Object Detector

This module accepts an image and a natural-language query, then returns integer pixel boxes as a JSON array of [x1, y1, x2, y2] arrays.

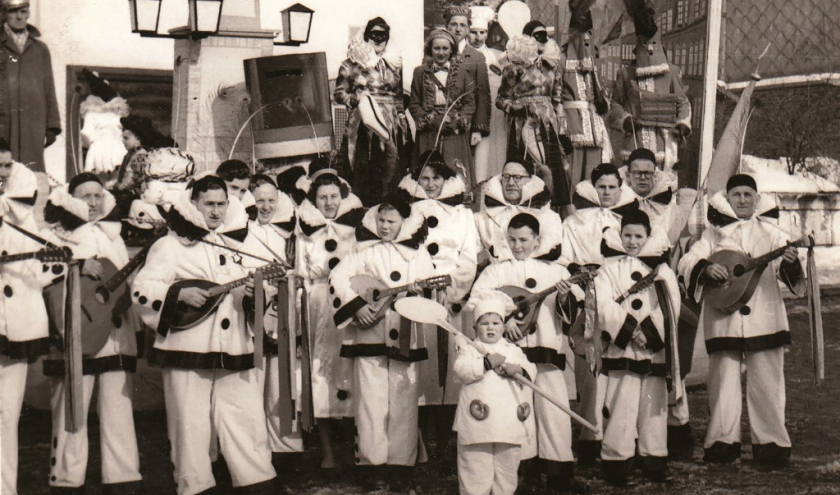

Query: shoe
[[703, 442, 741, 464], [756, 457, 789, 472], [644, 468, 674, 483]]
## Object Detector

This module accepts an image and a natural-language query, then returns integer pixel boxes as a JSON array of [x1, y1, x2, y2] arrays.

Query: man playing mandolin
[[472, 213, 587, 494], [678, 174, 802, 471], [131, 175, 277, 495], [42, 173, 144, 494]]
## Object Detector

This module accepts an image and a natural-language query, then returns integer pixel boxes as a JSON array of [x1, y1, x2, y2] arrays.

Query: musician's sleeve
[[677, 230, 715, 303], [329, 250, 367, 330], [595, 270, 637, 350], [130, 237, 178, 335], [471, 263, 502, 294]]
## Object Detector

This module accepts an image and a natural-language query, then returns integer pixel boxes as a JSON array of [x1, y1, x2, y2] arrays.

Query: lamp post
[[188, 0, 224, 36], [128, 0, 224, 39], [276, 3, 314, 46]]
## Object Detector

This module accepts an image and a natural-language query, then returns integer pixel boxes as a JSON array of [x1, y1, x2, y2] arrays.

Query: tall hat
[[566, 0, 596, 62], [569, 0, 595, 34], [470, 6, 495, 31], [623, 0, 658, 39], [623, 0, 668, 70]]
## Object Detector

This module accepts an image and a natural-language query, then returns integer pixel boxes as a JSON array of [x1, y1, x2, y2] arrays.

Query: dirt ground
[[14, 295, 840, 494]]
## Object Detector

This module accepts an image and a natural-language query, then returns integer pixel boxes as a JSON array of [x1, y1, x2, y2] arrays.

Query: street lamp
[[188, 0, 224, 35], [128, 0, 162, 36], [128, 0, 224, 39], [276, 3, 314, 46]]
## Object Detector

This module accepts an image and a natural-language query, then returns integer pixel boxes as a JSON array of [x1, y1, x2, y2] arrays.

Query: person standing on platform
[[468, 5, 507, 184], [561, 0, 613, 191], [444, 5, 491, 188], [609, 4, 690, 171], [0, 0, 60, 172], [334, 17, 409, 207], [409, 29, 478, 190]]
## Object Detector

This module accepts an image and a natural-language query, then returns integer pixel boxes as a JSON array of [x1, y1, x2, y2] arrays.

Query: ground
[[15, 294, 840, 494]]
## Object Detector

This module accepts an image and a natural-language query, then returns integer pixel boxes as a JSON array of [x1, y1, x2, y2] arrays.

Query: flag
[[702, 77, 758, 194]]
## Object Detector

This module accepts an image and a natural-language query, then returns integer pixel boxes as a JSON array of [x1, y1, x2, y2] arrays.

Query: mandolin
[[45, 241, 159, 356], [703, 236, 813, 314], [165, 262, 287, 331], [0, 246, 73, 265], [350, 274, 452, 326], [499, 271, 597, 335]]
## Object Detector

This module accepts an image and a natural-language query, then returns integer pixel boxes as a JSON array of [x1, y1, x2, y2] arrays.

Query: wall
[[30, 0, 425, 183]]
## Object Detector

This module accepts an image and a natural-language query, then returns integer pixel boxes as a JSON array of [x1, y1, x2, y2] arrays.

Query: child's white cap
[[469, 290, 516, 325]]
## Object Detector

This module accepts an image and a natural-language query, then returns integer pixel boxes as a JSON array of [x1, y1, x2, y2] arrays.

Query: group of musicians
[[0, 135, 804, 494]]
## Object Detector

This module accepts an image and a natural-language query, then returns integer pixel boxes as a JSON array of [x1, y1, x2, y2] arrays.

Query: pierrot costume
[[131, 189, 276, 495], [329, 205, 435, 466]]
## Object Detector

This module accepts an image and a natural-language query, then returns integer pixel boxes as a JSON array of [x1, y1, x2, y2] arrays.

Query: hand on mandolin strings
[[504, 318, 525, 342], [81, 258, 104, 280], [355, 305, 378, 329], [702, 263, 729, 282], [178, 287, 211, 308]]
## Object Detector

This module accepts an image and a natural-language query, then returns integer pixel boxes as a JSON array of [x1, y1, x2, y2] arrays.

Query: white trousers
[[354, 356, 419, 466], [575, 355, 607, 442], [705, 348, 790, 449], [530, 364, 574, 463], [458, 442, 520, 495], [602, 371, 668, 461], [259, 356, 304, 453], [49, 370, 142, 488], [162, 368, 276, 495], [1, 356, 28, 495]]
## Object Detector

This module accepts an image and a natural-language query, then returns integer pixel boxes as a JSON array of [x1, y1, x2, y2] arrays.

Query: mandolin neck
[[374, 275, 450, 301], [521, 272, 594, 306], [103, 244, 153, 292], [0, 251, 38, 264], [745, 239, 802, 272], [208, 276, 250, 298]]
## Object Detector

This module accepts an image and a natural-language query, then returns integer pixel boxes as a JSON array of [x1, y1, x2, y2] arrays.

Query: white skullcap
[[469, 290, 516, 324], [470, 6, 495, 31]]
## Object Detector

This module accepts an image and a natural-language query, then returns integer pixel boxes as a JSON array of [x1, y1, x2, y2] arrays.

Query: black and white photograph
[[0, 0, 838, 494]]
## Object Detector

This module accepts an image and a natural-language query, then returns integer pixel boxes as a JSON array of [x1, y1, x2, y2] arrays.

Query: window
[[677, 0, 686, 27], [668, 9, 674, 31]]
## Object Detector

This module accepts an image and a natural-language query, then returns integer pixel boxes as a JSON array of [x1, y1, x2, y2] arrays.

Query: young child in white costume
[[454, 291, 537, 495]]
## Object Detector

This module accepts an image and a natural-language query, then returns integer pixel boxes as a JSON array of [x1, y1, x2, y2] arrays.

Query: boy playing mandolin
[[679, 174, 802, 471], [596, 210, 679, 486], [329, 192, 436, 484], [471, 212, 586, 494]]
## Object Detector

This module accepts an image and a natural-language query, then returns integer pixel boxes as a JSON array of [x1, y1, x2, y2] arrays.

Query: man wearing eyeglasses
[[625, 148, 685, 244], [475, 161, 564, 265], [0, 0, 61, 173]]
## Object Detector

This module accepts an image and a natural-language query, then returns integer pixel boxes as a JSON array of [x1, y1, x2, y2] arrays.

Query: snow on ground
[[741, 155, 840, 193]]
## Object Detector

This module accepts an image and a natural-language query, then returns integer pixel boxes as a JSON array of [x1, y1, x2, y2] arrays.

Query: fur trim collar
[[248, 190, 297, 234], [45, 186, 121, 239], [166, 189, 249, 242], [572, 180, 638, 213], [356, 205, 428, 259], [398, 174, 466, 206], [601, 226, 671, 268], [483, 174, 550, 209], [707, 190, 779, 229], [297, 193, 364, 237], [0, 161, 38, 223], [635, 63, 670, 77]]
